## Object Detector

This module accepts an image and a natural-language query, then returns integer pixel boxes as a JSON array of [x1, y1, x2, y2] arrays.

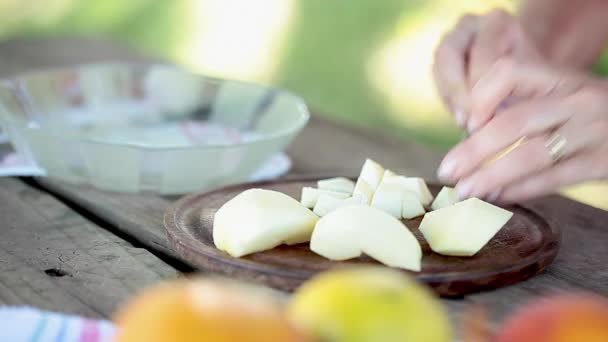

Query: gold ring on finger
[[544, 132, 568, 163]]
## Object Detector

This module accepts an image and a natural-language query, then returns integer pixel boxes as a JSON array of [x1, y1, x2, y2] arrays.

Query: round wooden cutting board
[[164, 177, 560, 297]]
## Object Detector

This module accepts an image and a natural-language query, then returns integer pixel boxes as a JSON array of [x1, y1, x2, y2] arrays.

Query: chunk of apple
[[382, 169, 397, 179], [430, 186, 458, 211], [371, 181, 405, 218], [310, 205, 422, 271], [383, 176, 433, 206], [352, 179, 375, 205], [213, 189, 319, 257], [357, 159, 385, 191], [301, 187, 350, 208], [313, 195, 366, 217], [317, 177, 355, 194], [419, 198, 513, 256], [402, 191, 426, 219]]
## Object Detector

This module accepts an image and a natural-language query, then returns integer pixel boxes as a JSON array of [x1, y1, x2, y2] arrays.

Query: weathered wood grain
[[35, 180, 177, 258], [0, 178, 178, 318]]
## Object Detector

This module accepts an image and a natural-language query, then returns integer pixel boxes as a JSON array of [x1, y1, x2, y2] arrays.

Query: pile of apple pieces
[[303, 159, 447, 219], [213, 159, 513, 272]]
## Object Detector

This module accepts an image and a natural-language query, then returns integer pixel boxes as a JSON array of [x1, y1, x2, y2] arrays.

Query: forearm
[[519, 0, 608, 69]]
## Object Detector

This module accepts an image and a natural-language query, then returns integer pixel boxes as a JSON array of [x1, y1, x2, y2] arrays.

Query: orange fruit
[[113, 277, 309, 342]]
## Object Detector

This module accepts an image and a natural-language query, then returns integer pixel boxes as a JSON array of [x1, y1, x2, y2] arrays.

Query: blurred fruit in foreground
[[288, 266, 452, 342], [495, 292, 608, 342], [113, 277, 309, 342], [462, 304, 491, 342]]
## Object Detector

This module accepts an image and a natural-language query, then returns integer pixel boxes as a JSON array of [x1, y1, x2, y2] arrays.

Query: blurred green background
[[0, 0, 605, 209]]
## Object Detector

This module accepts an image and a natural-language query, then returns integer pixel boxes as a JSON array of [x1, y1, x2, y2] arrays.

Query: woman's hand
[[437, 58, 608, 203], [432, 9, 542, 131]]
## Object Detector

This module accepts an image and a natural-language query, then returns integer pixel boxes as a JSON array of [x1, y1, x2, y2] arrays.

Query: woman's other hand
[[432, 9, 542, 131]]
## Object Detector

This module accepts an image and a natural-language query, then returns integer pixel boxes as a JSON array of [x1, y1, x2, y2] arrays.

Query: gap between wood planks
[[20, 177, 195, 274]]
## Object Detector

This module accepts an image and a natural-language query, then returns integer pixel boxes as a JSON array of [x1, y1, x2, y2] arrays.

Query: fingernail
[[454, 109, 466, 127], [437, 157, 457, 181], [467, 119, 478, 133], [456, 179, 473, 200], [487, 190, 501, 203]]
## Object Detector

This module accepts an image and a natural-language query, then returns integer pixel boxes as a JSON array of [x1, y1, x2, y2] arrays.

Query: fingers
[[498, 147, 608, 203], [469, 60, 558, 132], [438, 99, 573, 183], [453, 136, 554, 200], [433, 14, 478, 126], [469, 60, 587, 132], [452, 114, 608, 200], [468, 9, 515, 87]]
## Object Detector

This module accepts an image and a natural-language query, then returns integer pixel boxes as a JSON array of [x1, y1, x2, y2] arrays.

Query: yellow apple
[[288, 267, 452, 342]]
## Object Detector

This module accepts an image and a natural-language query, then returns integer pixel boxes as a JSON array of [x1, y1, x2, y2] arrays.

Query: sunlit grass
[[368, 0, 514, 132], [0, 0, 73, 34], [176, 0, 294, 83]]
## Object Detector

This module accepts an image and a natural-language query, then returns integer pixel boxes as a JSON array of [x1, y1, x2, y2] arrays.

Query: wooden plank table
[[0, 38, 607, 330]]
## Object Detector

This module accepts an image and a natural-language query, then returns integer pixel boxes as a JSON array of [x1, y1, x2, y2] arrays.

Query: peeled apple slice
[[301, 187, 350, 208], [430, 186, 458, 211], [383, 169, 397, 179], [313, 194, 345, 217], [310, 205, 422, 271], [402, 191, 426, 219], [352, 179, 375, 205], [419, 198, 513, 256], [317, 177, 355, 194], [371, 181, 405, 218], [213, 189, 319, 257], [313, 195, 366, 217], [357, 159, 385, 191], [384, 176, 433, 206]]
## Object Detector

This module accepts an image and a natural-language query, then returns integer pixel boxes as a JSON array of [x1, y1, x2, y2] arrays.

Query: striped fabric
[[0, 307, 115, 342]]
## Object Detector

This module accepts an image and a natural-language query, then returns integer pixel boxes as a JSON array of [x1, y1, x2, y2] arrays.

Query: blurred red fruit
[[495, 292, 608, 342]]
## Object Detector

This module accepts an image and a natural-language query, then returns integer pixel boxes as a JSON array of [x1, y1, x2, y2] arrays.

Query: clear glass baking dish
[[0, 63, 309, 194]]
